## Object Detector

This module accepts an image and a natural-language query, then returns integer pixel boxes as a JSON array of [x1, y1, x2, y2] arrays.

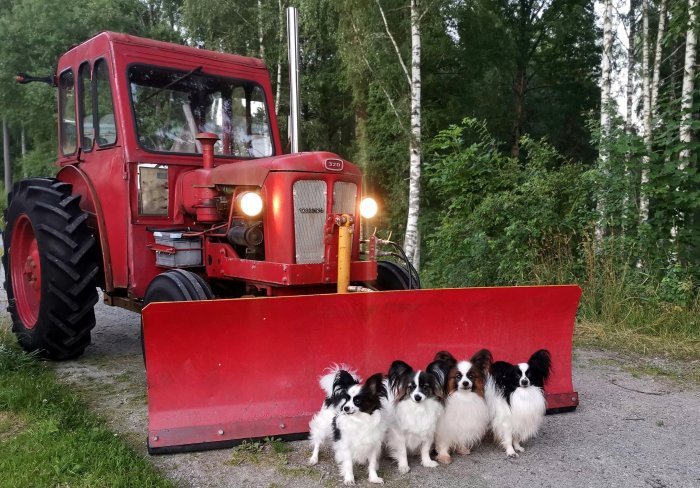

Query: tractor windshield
[[128, 65, 274, 158]]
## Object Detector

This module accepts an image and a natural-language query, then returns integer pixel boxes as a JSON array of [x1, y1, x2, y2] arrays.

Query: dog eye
[[455, 373, 462, 380], [353, 398, 361, 405], [408, 383, 415, 389], [467, 372, 474, 379]]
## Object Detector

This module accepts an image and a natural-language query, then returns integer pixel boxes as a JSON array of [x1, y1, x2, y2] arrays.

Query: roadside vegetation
[[0, 2, 697, 361], [0, 325, 174, 488]]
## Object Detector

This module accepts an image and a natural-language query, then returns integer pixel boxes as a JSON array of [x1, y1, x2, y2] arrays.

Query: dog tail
[[319, 364, 361, 397]]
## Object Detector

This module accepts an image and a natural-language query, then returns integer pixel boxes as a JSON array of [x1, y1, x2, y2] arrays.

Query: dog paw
[[456, 447, 471, 456], [398, 464, 410, 475], [514, 445, 525, 453], [422, 459, 440, 468], [369, 475, 384, 484], [436, 453, 452, 465], [308, 456, 318, 466], [506, 449, 519, 459], [343, 477, 356, 485]]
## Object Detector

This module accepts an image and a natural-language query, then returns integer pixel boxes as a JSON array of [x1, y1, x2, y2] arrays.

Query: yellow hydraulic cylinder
[[337, 214, 353, 294]]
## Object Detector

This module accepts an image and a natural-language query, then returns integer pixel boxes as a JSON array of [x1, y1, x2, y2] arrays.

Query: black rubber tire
[[140, 269, 213, 363], [374, 260, 421, 290], [2, 178, 100, 359]]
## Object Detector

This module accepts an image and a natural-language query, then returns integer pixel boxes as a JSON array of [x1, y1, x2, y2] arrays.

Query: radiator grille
[[293, 180, 327, 264], [332, 182, 357, 215]]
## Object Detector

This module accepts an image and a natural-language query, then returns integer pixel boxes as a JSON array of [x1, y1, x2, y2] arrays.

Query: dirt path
[[1, 281, 699, 487]]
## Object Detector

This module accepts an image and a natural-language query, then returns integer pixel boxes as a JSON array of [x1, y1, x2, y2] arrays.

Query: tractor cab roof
[[59, 31, 267, 72]]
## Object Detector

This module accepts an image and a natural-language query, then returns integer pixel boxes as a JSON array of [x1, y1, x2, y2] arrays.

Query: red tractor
[[4, 27, 580, 453]]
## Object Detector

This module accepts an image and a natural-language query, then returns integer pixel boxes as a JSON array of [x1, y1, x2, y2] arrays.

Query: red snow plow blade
[[142, 285, 581, 454]]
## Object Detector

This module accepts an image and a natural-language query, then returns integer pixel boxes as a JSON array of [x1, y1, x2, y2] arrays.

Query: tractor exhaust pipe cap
[[196, 132, 219, 170]]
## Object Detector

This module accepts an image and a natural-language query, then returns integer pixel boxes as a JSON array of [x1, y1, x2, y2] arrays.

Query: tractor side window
[[230, 86, 272, 158], [78, 62, 94, 152], [95, 59, 117, 146], [59, 70, 77, 155]]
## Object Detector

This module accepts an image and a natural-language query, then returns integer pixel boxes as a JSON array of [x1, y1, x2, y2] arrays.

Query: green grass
[[0, 327, 175, 488]]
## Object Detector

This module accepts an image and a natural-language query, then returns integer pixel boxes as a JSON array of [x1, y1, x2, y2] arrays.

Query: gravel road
[[1, 273, 699, 487]]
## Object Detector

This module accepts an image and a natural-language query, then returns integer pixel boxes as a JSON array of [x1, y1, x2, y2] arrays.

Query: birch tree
[[679, 0, 697, 169], [597, 0, 614, 239], [374, 0, 422, 268], [639, 0, 651, 223], [405, 0, 422, 268]]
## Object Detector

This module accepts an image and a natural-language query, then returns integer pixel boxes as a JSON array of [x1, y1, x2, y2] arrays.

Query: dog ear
[[470, 349, 493, 374], [528, 349, 552, 385], [426, 359, 450, 399], [388, 360, 413, 387], [434, 350, 457, 369], [333, 369, 360, 395], [364, 373, 388, 399]]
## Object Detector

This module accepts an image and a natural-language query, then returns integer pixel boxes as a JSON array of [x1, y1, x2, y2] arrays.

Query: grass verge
[[0, 325, 174, 488]]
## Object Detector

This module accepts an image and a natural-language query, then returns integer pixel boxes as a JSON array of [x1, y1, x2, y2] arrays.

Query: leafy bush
[[422, 118, 596, 287]]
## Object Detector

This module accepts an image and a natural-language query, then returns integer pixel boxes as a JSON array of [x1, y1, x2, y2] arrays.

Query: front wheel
[[140, 269, 214, 363], [2, 178, 100, 359], [371, 260, 421, 290]]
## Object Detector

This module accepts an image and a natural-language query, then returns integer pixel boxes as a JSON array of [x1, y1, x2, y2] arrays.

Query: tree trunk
[[625, 0, 638, 228], [3, 117, 10, 195], [511, 65, 526, 158], [257, 0, 265, 61], [597, 0, 614, 239], [639, 0, 651, 224], [651, 0, 667, 114], [275, 0, 284, 117], [404, 0, 422, 269], [626, 0, 637, 133], [679, 0, 697, 169]]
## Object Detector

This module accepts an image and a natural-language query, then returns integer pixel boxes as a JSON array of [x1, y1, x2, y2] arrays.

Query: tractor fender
[[57, 165, 114, 292]]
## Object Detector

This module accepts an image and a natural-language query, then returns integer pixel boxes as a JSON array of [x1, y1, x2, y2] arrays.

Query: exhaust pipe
[[287, 6, 301, 153]]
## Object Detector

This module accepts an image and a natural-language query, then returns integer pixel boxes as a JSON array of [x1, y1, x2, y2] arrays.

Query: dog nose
[[520, 379, 530, 387], [461, 380, 472, 389], [413, 394, 422, 402], [343, 405, 351, 412]]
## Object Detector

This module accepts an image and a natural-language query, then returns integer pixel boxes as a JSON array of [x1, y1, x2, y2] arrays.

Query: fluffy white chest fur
[[435, 390, 489, 451], [333, 410, 386, 463], [508, 386, 546, 441], [389, 399, 444, 452], [486, 379, 547, 456]]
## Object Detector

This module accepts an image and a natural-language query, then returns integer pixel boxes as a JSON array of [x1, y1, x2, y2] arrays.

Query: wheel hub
[[11, 214, 41, 329]]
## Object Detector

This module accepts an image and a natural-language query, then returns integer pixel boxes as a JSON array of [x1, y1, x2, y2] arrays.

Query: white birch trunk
[[596, 0, 614, 240], [640, 0, 651, 224], [625, 1, 636, 134], [651, 0, 667, 115], [257, 0, 265, 62], [275, 0, 284, 116], [404, 0, 422, 269], [679, 0, 697, 169]]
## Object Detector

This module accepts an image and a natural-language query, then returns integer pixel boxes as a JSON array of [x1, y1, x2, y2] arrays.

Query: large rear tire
[[2, 178, 100, 359], [140, 269, 213, 363]]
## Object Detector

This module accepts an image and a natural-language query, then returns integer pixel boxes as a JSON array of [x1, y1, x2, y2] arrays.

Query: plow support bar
[[142, 285, 581, 453]]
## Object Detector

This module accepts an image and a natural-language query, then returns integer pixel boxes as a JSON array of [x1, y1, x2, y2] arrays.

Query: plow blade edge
[[142, 285, 581, 453]]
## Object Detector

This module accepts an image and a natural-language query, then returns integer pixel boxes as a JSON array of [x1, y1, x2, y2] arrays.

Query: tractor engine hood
[[210, 151, 361, 187]]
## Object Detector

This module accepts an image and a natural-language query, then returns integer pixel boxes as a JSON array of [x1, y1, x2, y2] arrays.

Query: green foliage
[[423, 118, 595, 287]]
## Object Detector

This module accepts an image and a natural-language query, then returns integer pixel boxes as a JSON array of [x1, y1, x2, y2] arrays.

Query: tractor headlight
[[360, 197, 378, 219], [238, 191, 263, 217]]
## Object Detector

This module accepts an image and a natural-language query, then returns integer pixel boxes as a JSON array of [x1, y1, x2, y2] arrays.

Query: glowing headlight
[[360, 197, 378, 219], [239, 191, 263, 217]]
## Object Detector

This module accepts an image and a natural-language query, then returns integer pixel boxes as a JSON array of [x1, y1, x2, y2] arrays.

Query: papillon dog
[[308, 365, 388, 485], [384, 359, 446, 474], [485, 349, 552, 457], [433, 349, 492, 464]]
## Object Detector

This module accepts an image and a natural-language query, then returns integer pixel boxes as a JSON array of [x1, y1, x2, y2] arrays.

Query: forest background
[[0, 0, 698, 357]]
